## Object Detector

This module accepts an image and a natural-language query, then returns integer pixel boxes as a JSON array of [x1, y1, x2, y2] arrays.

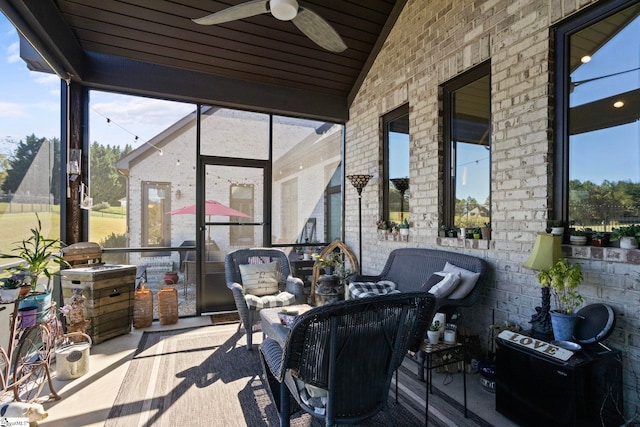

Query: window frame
[[552, 0, 638, 225], [442, 61, 492, 229], [381, 104, 410, 222], [141, 181, 171, 248]]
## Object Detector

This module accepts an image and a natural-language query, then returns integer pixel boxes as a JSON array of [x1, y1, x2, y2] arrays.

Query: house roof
[[2, 0, 406, 123]]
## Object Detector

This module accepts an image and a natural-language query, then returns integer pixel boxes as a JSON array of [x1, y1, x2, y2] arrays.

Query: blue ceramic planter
[[550, 310, 578, 341]]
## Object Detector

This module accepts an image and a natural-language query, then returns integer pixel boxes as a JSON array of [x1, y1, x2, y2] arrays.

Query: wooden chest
[[61, 265, 136, 344]]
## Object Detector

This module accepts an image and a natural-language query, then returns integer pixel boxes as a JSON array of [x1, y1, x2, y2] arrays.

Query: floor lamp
[[347, 174, 372, 274], [390, 177, 409, 221], [523, 233, 562, 336]]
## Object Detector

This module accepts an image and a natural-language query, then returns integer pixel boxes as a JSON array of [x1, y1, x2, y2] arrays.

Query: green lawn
[[0, 208, 126, 256]]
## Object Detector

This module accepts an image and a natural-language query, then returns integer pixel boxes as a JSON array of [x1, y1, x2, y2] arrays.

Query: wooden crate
[[61, 265, 136, 344]]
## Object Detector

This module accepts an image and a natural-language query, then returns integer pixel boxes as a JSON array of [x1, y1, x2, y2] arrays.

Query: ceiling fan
[[192, 0, 347, 52]]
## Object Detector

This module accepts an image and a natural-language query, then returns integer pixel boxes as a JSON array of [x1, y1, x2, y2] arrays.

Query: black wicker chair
[[259, 292, 437, 427], [225, 248, 305, 350]]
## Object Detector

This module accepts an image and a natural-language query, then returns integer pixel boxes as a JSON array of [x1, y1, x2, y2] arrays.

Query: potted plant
[[314, 252, 343, 276], [0, 213, 68, 293], [427, 320, 441, 344], [536, 258, 584, 341], [547, 220, 564, 236], [472, 227, 482, 239], [569, 229, 587, 246], [591, 231, 610, 247], [611, 224, 640, 249], [398, 218, 410, 236], [0, 276, 21, 303], [481, 223, 491, 240]]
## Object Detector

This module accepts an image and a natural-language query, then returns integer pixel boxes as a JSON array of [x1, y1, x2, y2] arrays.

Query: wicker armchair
[[259, 292, 437, 427], [225, 248, 305, 350]]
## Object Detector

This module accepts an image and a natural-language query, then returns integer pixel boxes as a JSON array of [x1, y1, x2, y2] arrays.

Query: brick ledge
[[437, 237, 489, 250], [564, 245, 640, 264]]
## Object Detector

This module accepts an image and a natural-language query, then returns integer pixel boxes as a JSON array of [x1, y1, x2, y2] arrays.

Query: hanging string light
[[91, 107, 163, 155]]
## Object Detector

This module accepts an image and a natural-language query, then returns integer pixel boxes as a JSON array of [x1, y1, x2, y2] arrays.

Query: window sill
[[377, 230, 410, 242], [437, 237, 490, 250], [564, 244, 640, 265]]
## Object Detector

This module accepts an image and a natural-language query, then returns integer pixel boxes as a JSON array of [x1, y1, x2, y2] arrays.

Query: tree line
[[0, 134, 131, 208]]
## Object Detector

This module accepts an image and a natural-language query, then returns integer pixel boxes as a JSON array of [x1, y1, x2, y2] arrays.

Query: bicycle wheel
[[12, 325, 48, 402]]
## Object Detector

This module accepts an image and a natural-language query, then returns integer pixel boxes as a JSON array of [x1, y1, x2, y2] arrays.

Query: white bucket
[[55, 332, 92, 380]]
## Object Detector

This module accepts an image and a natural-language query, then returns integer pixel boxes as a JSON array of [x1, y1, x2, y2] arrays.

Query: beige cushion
[[442, 262, 481, 299], [239, 261, 279, 296]]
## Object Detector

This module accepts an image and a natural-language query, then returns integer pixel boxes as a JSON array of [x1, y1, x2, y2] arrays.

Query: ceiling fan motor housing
[[270, 0, 299, 21]]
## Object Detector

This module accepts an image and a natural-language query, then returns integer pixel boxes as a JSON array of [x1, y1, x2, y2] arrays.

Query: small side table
[[397, 340, 467, 427], [259, 304, 312, 347]]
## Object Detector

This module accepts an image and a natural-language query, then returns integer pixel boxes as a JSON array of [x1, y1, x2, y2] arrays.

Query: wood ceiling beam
[[83, 51, 349, 123]]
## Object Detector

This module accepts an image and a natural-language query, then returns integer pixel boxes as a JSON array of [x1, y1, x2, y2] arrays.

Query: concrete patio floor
[[38, 316, 517, 426]]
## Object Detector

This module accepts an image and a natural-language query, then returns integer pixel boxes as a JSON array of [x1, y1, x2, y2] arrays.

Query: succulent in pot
[[570, 228, 588, 246], [591, 231, 609, 247], [0, 276, 21, 303], [427, 320, 441, 344]]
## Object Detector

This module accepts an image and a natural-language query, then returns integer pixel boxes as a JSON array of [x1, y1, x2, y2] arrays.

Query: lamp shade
[[523, 233, 562, 271], [346, 174, 373, 194]]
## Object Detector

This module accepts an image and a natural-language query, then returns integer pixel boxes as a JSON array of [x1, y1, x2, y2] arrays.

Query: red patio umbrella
[[168, 200, 251, 240], [168, 200, 251, 218]]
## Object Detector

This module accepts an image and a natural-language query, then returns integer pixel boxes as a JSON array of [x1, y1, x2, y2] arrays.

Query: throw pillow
[[421, 272, 461, 298], [348, 280, 398, 298], [239, 261, 279, 296], [442, 262, 481, 299]]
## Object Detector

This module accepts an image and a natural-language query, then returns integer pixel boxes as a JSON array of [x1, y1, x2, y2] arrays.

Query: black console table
[[496, 331, 623, 427]]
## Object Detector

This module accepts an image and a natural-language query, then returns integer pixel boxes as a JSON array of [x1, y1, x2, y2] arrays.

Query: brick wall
[[346, 0, 640, 415]]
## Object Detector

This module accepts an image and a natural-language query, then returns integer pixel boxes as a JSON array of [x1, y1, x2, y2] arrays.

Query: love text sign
[[498, 330, 574, 361]]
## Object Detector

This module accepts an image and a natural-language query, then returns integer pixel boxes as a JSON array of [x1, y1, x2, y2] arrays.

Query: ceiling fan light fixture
[[270, 0, 298, 21]]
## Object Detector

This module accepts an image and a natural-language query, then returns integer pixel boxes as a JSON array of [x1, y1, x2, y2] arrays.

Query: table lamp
[[347, 174, 373, 274], [523, 233, 562, 335]]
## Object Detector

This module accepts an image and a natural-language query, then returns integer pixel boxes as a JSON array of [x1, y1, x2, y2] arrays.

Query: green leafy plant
[[0, 213, 69, 292], [536, 258, 584, 314], [429, 320, 441, 331], [314, 252, 344, 269], [571, 228, 585, 236], [611, 224, 640, 241]]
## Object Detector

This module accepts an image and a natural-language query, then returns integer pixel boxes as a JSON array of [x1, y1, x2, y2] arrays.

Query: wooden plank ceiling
[[2, 0, 405, 122]]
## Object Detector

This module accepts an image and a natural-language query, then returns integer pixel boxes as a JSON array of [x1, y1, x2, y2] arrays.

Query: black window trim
[[552, 0, 638, 224], [442, 60, 491, 228], [382, 104, 410, 221]]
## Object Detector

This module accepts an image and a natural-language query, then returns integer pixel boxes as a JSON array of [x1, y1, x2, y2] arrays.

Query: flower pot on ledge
[[619, 236, 638, 249]]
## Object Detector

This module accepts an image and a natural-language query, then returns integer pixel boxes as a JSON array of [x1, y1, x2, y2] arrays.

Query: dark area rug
[[105, 325, 423, 427]]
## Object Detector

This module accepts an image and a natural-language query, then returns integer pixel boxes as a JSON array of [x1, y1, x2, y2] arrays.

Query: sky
[[0, 12, 194, 158]]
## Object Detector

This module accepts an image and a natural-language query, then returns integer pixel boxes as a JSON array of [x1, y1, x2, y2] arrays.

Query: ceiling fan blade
[[192, 0, 269, 26], [292, 7, 347, 52]]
